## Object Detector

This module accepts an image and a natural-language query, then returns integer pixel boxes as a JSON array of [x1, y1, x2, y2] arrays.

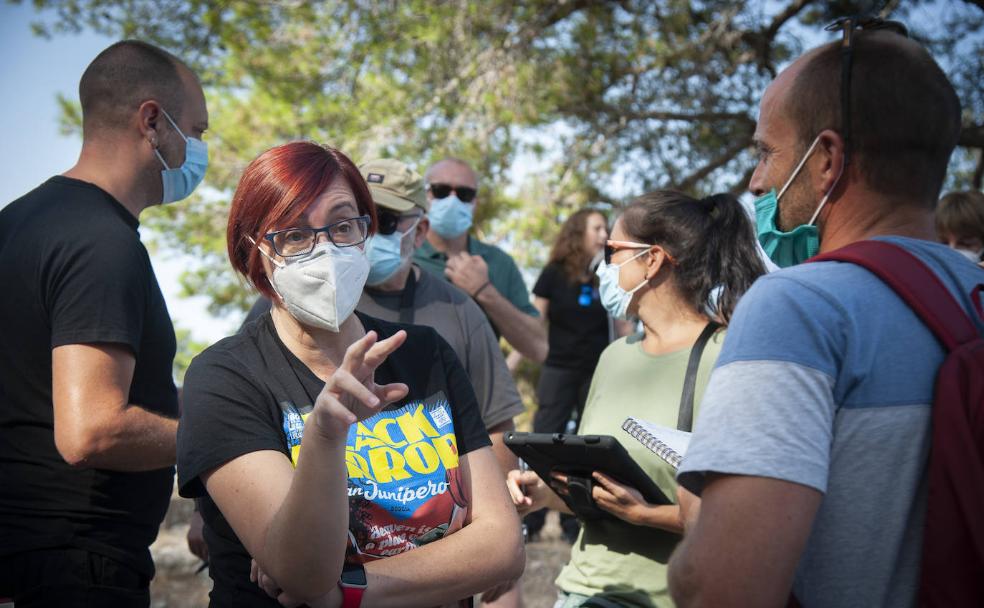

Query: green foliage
[[16, 0, 984, 324]]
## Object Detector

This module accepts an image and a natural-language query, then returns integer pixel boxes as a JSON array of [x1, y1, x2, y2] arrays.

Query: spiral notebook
[[622, 417, 692, 469]]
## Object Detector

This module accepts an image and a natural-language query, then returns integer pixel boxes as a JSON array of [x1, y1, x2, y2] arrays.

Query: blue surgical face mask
[[596, 247, 651, 321], [428, 194, 473, 238], [365, 218, 420, 286], [753, 134, 842, 268], [153, 108, 208, 204]]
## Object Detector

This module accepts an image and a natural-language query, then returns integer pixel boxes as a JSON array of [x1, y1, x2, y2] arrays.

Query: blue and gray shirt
[[678, 236, 984, 608]]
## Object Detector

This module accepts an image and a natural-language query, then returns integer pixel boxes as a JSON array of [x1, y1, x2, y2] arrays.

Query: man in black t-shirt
[[0, 40, 209, 607]]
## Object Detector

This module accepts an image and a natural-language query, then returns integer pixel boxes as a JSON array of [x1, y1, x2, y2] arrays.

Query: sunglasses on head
[[377, 210, 421, 236], [428, 183, 477, 203], [823, 15, 909, 166]]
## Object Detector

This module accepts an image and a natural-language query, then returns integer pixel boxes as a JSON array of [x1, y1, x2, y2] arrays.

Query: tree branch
[[958, 124, 984, 149], [674, 136, 754, 193], [765, 0, 815, 40], [620, 110, 755, 124], [961, 0, 984, 13], [742, 0, 818, 77]]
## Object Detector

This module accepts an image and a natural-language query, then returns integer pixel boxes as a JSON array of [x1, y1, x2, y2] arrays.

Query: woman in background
[[526, 208, 611, 542], [532, 208, 611, 438]]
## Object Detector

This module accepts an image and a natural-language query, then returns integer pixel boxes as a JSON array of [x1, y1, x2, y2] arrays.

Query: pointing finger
[[340, 331, 378, 373], [362, 330, 407, 370]]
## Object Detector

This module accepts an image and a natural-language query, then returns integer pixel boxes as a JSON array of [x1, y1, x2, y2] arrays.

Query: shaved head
[[779, 31, 961, 205], [79, 40, 193, 137], [425, 158, 478, 187]]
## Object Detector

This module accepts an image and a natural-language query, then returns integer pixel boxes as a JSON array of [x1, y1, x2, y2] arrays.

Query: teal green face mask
[[754, 188, 820, 268], [753, 135, 842, 268]]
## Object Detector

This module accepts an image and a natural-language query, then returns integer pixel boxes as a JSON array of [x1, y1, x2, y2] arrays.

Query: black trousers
[[533, 365, 593, 435], [527, 365, 594, 539], [0, 548, 150, 608]]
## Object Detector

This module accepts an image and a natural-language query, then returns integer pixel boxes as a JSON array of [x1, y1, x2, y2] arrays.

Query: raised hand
[[311, 329, 409, 440]]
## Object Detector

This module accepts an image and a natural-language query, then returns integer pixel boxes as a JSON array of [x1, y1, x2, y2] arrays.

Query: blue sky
[[0, 3, 107, 204], [0, 2, 239, 343]]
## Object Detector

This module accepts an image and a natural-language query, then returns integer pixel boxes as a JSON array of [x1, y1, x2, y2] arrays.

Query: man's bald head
[[79, 40, 196, 137], [777, 30, 961, 205], [425, 158, 478, 188]]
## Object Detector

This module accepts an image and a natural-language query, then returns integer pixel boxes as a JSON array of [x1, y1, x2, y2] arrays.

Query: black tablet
[[504, 431, 671, 521]]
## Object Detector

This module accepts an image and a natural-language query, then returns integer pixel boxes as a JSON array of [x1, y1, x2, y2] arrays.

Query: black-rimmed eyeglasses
[[264, 215, 370, 257], [823, 15, 909, 166]]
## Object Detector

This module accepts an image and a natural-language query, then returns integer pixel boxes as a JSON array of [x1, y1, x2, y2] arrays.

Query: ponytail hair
[[620, 191, 766, 325]]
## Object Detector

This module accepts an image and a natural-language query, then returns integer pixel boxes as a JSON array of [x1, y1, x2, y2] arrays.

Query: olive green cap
[[358, 158, 428, 213]]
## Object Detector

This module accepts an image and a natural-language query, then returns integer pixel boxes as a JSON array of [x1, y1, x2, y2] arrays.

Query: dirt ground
[[150, 508, 571, 608]]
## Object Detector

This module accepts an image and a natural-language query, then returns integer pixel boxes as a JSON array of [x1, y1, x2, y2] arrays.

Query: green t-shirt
[[555, 329, 725, 607], [413, 236, 539, 331]]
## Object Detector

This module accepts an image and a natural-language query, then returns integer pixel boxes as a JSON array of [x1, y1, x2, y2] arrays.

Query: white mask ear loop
[[152, 108, 190, 170], [612, 245, 653, 270], [776, 135, 822, 202], [400, 217, 422, 242], [807, 157, 845, 227], [245, 235, 286, 301], [159, 107, 189, 142], [616, 246, 657, 295], [247, 235, 285, 269]]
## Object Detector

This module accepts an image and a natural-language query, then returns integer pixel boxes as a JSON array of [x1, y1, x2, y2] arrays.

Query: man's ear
[[414, 217, 430, 249], [815, 128, 846, 197], [137, 100, 163, 146]]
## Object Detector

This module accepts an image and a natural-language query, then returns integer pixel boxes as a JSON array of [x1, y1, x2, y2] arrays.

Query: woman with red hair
[[176, 141, 523, 607]]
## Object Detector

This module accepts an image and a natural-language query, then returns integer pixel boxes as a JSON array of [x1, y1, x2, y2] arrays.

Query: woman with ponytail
[[507, 191, 765, 607]]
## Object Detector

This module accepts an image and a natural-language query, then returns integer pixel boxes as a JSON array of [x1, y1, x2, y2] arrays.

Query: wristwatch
[[339, 562, 367, 608]]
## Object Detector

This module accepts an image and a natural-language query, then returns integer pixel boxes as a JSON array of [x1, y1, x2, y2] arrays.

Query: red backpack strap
[[810, 241, 981, 351]]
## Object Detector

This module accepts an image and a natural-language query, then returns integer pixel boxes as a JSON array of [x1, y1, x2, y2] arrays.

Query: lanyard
[[267, 315, 319, 407]]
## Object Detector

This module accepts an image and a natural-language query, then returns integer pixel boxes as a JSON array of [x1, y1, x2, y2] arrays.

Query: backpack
[[811, 240, 984, 607]]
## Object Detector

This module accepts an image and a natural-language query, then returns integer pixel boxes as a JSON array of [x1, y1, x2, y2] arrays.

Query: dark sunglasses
[[428, 183, 477, 203], [376, 209, 421, 236], [823, 15, 909, 166]]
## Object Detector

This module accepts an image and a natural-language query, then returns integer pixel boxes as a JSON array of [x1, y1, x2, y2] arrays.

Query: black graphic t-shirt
[[533, 262, 609, 370], [177, 312, 490, 607]]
